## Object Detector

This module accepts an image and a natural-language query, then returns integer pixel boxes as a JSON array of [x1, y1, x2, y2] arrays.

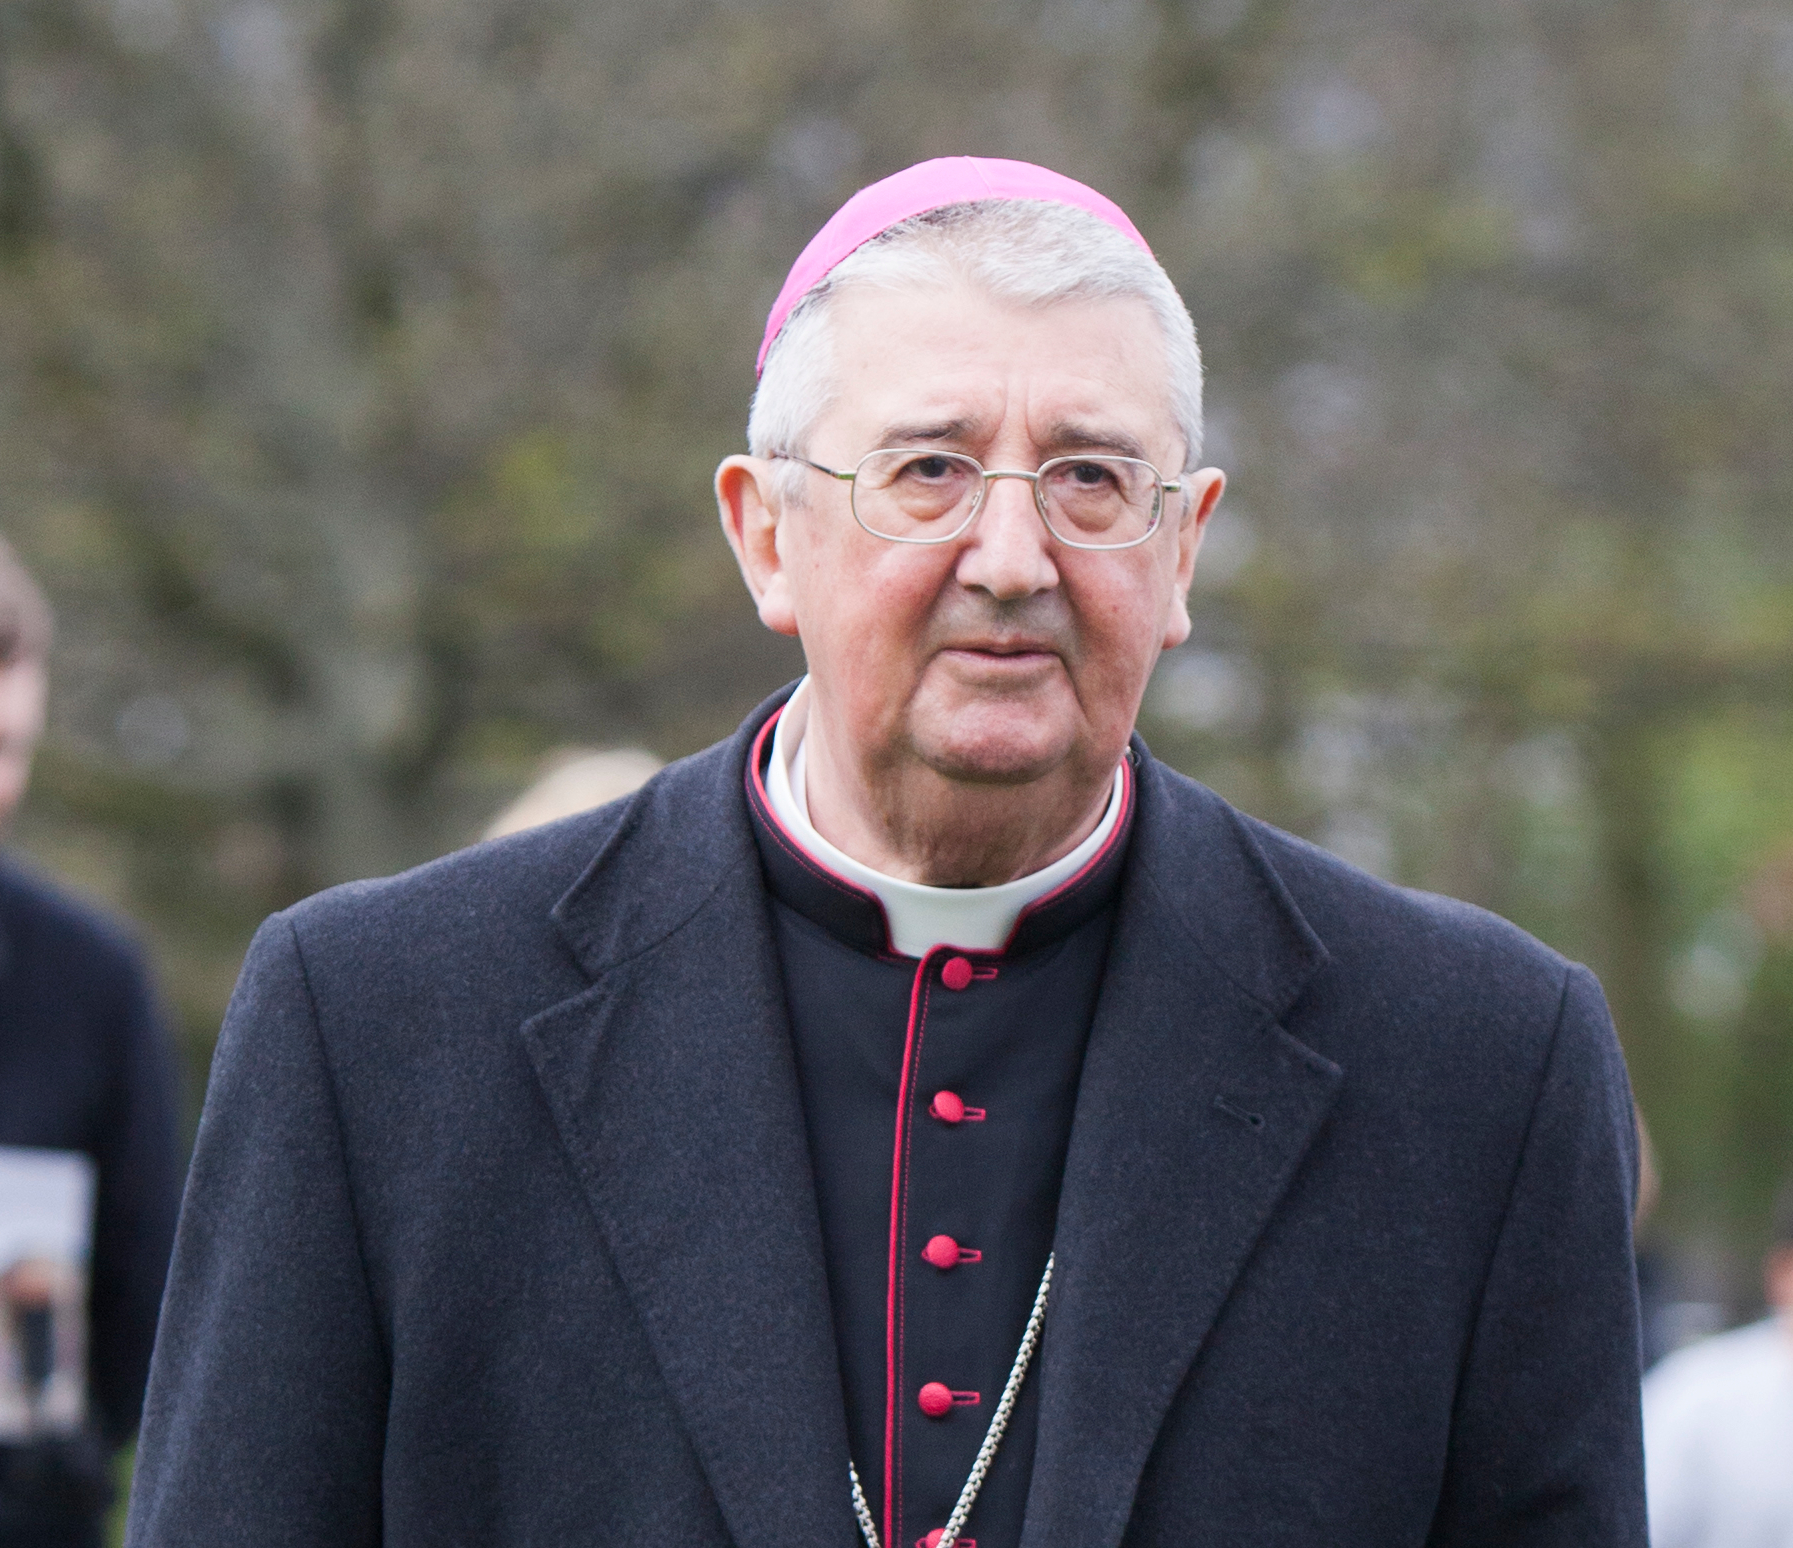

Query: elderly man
[[127, 160, 1645, 1547]]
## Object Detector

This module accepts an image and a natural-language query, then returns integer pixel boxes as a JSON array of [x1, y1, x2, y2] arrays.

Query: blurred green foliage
[[0, 0, 1789, 1301]]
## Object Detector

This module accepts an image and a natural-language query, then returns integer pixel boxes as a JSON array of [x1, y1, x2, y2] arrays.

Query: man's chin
[[908, 706, 1078, 788]]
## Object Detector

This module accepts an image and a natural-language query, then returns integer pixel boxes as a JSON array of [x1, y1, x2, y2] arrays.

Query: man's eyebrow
[[868, 418, 1160, 463], [1042, 423, 1152, 461], [872, 419, 980, 447]]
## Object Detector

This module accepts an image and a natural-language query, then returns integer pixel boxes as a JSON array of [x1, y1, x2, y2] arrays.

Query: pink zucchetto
[[756, 156, 1154, 376]]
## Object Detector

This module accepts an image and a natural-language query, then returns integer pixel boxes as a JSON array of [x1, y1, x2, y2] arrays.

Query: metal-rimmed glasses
[[772, 447, 1183, 551]]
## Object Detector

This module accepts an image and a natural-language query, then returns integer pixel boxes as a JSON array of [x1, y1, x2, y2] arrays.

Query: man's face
[[740, 282, 1222, 792], [0, 656, 46, 832]]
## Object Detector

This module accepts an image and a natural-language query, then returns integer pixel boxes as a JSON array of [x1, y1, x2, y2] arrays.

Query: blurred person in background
[[0, 539, 183, 1548], [480, 747, 663, 841], [128, 159, 1643, 1547], [1643, 1181, 1793, 1547]]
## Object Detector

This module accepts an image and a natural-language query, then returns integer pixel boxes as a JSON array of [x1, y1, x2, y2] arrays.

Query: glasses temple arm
[[772, 451, 854, 481]]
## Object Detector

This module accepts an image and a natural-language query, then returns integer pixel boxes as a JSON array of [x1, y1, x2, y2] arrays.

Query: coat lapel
[[520, 695, 857, 1548], [1025, 754, 1342, 1548]]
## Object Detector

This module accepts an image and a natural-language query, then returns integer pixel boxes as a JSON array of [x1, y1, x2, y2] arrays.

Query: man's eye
[[1066, 461, 1116, 487], [902, 456, 955, 480]]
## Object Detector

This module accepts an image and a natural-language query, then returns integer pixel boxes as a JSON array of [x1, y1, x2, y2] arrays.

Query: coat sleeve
[[1425, 963, 1647, 1546], [124, 914, 387, 1548]]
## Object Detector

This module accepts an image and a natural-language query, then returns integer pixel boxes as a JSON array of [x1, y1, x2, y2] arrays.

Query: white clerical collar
[[764, 679, 1125, 959]]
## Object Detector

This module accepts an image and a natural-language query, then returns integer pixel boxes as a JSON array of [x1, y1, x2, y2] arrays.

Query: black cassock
[[748, 708, 1134, 1548]]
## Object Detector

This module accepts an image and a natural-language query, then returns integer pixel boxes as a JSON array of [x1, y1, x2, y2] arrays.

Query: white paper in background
[[0, 1146, 96, 1439]]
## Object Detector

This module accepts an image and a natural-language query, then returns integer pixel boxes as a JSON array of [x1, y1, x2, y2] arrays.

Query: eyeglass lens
[[852, 450, 1161, 546]]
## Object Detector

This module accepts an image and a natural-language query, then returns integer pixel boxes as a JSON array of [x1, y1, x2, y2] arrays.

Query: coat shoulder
[[276, 797, 631, 993], [1139, 760, 1590, 1079], [1240, 808, 1571, 984], [273, 733, 748, 1014]]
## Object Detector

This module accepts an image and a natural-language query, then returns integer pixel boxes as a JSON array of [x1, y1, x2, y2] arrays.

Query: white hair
[[748, 199, 1204, 496]]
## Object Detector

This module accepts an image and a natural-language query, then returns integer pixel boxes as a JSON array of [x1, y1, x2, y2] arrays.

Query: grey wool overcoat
[[126, 685, 1647, 1547]]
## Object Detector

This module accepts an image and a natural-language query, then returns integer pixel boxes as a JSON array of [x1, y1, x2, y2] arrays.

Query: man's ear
[[1161, 467, 1226, 649], [716, 455, 799, 638]]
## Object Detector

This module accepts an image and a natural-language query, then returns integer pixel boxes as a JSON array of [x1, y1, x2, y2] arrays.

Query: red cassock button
[[917, 1381, 954, 1418], [922, 1234, 961, 1270], [941, 955, 974, 991], [929, 1090, 965, 1124]]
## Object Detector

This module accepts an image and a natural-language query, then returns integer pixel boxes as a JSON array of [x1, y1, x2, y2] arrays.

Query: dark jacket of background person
[[125, 689, 1647, 1547], [0, 858, 183, 1545]]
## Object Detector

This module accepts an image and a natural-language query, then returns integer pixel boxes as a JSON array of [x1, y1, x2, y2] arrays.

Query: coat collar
[[524, 684, 1340, 1548]]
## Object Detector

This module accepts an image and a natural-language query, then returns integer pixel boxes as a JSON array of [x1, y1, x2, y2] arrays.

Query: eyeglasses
[[772, 447, 1183, 551]]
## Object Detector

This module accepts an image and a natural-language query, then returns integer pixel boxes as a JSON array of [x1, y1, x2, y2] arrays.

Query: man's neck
[[796, 691, 1118, 889]]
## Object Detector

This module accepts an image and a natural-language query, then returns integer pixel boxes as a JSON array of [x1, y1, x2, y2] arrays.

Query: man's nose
[[954, 475, 1059, 599]]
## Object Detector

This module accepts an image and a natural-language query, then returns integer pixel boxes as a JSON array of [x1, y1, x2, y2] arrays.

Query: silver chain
[[849, 1252, 1054, 1548], [850, 1460, 881, 1547]]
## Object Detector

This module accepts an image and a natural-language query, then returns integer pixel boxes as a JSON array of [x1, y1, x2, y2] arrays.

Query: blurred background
[[0, 0, 1789, 1325]]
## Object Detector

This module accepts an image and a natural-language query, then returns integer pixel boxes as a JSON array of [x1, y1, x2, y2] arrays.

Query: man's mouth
[[937, 640, 1063, 673], [945, 638, 1059, 657]]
